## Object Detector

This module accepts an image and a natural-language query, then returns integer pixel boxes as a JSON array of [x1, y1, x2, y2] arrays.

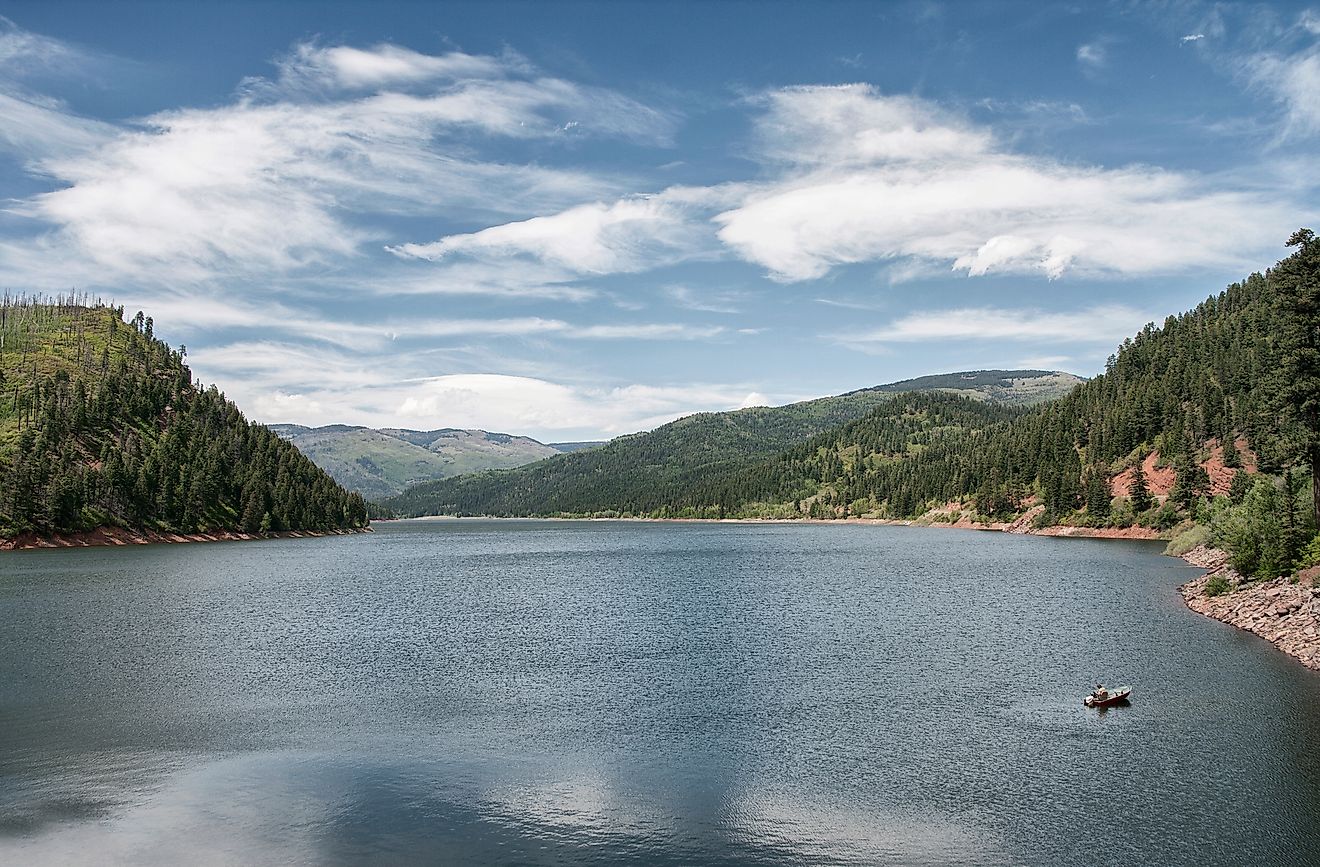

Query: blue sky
[[1, 1, 1318, 441]]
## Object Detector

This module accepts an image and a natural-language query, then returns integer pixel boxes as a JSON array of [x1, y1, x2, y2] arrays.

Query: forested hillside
[[0, 297, 369, 539], [381, 370, 1075, 517]]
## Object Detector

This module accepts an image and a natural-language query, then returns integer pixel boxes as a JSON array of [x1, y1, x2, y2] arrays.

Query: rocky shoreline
[[0, 525, 370, 552], [1177, 544, 1320, 672]]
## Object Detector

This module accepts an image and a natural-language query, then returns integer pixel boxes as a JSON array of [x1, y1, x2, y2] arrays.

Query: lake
[[3, 519, 1320, 865]]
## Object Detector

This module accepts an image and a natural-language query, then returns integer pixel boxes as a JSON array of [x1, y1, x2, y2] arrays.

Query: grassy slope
[[0, 302, 123, 457]]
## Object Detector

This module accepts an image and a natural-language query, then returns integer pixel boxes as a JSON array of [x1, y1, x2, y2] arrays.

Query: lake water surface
[[3, 520, 1320, 865]]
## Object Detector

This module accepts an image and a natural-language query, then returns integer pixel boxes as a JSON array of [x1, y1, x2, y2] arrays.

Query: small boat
[[1083, 685, 1131, 708]]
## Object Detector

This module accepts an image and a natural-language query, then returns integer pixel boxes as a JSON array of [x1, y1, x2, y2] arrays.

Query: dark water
[[3, 520, 1320, 865]]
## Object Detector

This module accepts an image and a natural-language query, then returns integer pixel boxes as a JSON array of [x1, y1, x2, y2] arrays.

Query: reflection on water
[[3, 520, 1320, 865], [2, 752, 1004, 866]]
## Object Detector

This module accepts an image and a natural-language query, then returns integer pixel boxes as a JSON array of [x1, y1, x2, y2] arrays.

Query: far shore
[[1, 525, 371, 552], [390, 512, 1167, 540]]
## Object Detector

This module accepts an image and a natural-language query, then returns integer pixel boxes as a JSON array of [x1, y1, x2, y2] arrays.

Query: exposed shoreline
[[0, 525, 371, 552], [1175, 545, 1320, 672], [394, 512, 1167, 540]]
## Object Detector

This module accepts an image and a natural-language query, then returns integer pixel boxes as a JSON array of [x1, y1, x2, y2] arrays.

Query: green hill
[[269, 424, 564, 500], [380, 370, 1077, 517], [0, 298, 369, 539]]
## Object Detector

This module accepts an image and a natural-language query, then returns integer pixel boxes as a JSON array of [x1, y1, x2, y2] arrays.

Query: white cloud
[[837, 304, 1153, 346], [1077, 41, 1107, 72], [269, 42, 513, 91], [713, 84, 1296, 282], [750, 85, 991, 167], [1181, 33, 1206, 43], [388, 195, 699, 274]]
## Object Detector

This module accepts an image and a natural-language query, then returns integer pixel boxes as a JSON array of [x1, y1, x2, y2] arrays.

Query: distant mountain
[[0, 300, 368, 539], [269, 424, 570, 500], [380, 369, 1080, 517]]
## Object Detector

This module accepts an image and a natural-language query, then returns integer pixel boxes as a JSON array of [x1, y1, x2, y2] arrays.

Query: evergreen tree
[[1128, 460, 1153, 513], [1170, 452, 1210, 513], [1274, 228, 1320, 525], [1083, 466, 1112, 519], [1228, 469, 1252, 505]]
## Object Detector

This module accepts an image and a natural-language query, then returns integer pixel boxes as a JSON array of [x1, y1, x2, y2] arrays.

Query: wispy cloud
[[1247, 44, 1320, 137], [0, 37, 674, 289], [1181, 33, 1206, 43], [835, 304, 1154, 346], [1076, 40, 1107, 73], [387, 195, 701, 274], [665, 284, 742, 313]]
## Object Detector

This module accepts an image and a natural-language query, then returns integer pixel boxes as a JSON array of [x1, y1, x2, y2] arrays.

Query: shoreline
[[0, 525, 371, 552], [396, 512, 1167, 540], [1175, 545, 1320, 672]]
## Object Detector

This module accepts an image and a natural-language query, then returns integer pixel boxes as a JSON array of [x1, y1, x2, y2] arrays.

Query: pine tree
[[1084, 466, 1112, 519], [1228, 468, 1252, 505], [1128, 460, 1153, 513]]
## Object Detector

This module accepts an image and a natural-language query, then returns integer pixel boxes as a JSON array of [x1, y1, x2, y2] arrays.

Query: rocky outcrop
[[1178, 545, 1320, 671]]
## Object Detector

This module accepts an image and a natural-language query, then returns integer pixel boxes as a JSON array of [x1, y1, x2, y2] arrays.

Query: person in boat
[[1093, 683, 1108, 701]]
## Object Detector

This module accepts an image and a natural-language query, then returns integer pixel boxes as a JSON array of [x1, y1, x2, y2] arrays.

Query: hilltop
[[872, 370, 1085, 406], [0, 298, 368, 542], [270, 424, 574, 500]]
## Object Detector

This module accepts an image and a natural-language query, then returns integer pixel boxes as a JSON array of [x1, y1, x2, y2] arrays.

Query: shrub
[[1166, 523, 1211, 557], [1205, 574, 1231, 597]]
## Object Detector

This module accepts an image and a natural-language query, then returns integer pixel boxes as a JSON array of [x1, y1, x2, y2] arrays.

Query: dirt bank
[[1, 525, 370, 552]]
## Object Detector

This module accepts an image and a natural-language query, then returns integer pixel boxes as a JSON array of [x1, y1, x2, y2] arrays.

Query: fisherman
[[1094, 683, 1108, 701]]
